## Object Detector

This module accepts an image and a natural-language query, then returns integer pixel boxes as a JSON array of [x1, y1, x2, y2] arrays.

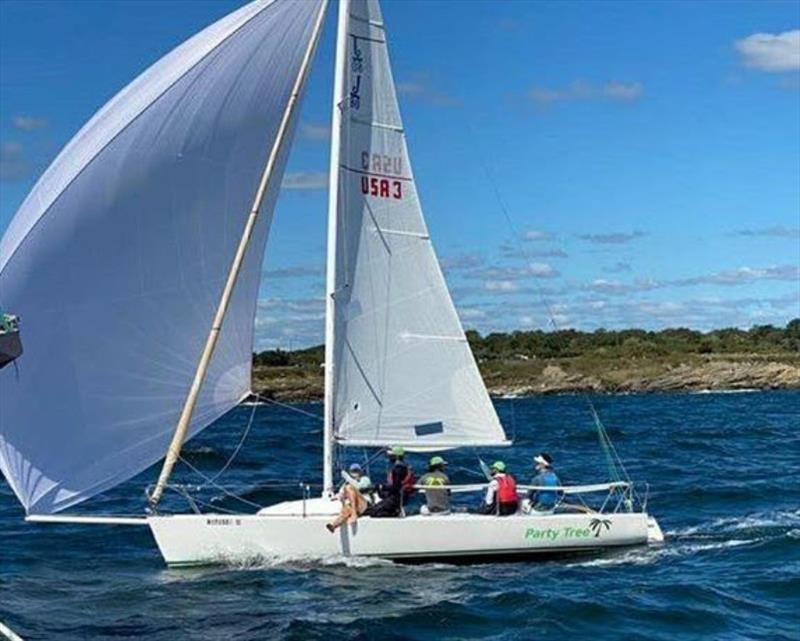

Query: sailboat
[[0, 0, 663, 566]]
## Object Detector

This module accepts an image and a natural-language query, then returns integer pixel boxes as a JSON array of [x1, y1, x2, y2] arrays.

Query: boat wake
[[204, 552, 396, 571], [567, 509, 799, 568]]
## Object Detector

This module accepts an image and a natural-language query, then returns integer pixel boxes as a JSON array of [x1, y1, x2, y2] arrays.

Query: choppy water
[[1, 391, 799, 640]]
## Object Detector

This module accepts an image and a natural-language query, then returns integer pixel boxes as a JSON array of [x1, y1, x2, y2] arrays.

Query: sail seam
[[348, 32, 385, 44], [339, 164, 413, 181], [350, 117, 403, 133], [349, 14, 385, 29], [400, 333, 465, 342], [375, 228, 429, 239]]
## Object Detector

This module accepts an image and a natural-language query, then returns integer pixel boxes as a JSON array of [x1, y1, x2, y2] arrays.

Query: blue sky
[[1, 0, 798, 349]]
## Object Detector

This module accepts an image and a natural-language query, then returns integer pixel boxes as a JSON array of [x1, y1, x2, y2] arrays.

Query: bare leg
[[326, 486, 368, 532]]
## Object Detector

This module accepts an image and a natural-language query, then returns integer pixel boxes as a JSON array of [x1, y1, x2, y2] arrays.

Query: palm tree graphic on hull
[[589, 518, 612, 537]]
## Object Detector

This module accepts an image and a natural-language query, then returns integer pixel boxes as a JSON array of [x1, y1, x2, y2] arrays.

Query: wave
[[568, 509, 799, 569], [690, 388, 760, 395], [667, 509, 800, 537]]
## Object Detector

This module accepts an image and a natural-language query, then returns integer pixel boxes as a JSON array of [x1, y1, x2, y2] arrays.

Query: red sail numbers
[[360, 151, 404, 200], [362, 176, 401, 199]]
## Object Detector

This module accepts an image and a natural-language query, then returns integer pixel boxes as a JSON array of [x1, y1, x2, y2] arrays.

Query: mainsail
[[0, 0, 324, 514], [328, 0, 508, 449]]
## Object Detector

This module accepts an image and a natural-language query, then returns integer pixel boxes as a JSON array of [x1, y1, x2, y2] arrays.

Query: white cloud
[[528, 262, 557, 277], [440, 252, 484, 271], [457, 307, 487, 320], [603, 80, 644, 100], [523, 230, 551, 241], [735, 30, 800, 72], [299, 122, 330, 142], [733, 225, 800, 239], [468, 262, 560, 281], [0, 141, 29, 182], [396, 74, 461, 106], [282, 171, 328, 191], [485, 280, 518, 292], [500, 243, 568, 259], [577, 230, 647, 244], [528, 80, 643, 105], [13, 116, 48, 131], [263, 265, 321, 279], [675, 264, 799, 286]]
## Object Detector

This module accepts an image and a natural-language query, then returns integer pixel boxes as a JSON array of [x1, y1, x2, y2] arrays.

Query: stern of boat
[[646, 514, 665, 544]]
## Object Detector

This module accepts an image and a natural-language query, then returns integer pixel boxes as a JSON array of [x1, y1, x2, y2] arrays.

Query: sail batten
[[0, 0, 324, 514], [330, 0, 508, 450]]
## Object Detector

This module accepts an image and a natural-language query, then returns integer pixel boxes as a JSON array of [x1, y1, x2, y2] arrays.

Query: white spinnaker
[[331, 0, 508, 449], [0, 0, 323, 514]]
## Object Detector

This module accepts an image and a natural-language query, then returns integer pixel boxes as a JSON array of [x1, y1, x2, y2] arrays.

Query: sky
[[0, 0, 798, 350]]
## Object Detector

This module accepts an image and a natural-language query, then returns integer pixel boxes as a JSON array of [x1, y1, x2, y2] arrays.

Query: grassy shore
[[252, 321, 800, 401]]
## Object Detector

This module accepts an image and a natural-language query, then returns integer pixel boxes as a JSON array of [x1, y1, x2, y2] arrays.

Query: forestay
[[0, 0, 323, 514], [330, 0, 508, 449]]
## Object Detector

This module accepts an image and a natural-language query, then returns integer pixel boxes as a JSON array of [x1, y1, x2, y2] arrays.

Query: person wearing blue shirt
[[529, 452, 561, 511]]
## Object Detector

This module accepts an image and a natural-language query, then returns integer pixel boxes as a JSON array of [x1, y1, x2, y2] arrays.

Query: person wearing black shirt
[[364, 446, 415, 518]]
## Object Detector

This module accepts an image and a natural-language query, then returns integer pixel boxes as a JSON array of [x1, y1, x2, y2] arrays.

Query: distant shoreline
[[252, 355, 800, 402], [252, 322, 800, 402]]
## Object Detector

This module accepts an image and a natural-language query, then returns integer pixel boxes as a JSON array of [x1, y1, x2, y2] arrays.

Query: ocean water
[[1, 391, 799, 640]]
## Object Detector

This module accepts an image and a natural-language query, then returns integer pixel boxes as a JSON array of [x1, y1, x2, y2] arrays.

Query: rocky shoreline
[[252, 356, 800, 402]]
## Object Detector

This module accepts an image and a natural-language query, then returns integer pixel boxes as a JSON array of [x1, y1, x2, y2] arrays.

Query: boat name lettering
[[206, 518, 242, 526], [524, 526, 594, 541]]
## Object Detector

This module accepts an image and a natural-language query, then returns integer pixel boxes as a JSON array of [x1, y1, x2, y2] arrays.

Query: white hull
[[148, 499, 663, 567]]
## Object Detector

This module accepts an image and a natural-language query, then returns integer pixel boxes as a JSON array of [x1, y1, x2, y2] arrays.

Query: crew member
[[529, 452, 561, 511], [364, 446, 415, 518], [418, 456, 450, 515], [478, 461, 518, 516], [326, 463, 373, 532]]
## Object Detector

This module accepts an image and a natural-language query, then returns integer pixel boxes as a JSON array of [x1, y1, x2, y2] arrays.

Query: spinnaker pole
[[149, 0, 330, 508], [322, 0, 349, 495]]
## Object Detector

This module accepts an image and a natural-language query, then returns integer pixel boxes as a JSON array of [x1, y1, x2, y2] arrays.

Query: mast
[[149, 0, 330, 508], [323, 0, 349, 495]]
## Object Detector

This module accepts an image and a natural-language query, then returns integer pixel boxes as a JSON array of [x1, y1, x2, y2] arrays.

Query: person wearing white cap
[[326, 463, 373, 533], [529, 452, 561, 512]]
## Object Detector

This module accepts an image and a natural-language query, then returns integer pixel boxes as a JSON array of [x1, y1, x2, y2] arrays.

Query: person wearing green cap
[[476, 460, 518, 516], [363, 446, 416, 518], [418, 456, 450, 515]]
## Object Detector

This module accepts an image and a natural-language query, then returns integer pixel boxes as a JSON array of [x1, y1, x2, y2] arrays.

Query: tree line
[[253, 319, 800, 367]]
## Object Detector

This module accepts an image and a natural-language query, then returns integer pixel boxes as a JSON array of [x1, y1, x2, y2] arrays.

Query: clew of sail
[[330, 0, 508, 450], [0, 0, 324, 514]]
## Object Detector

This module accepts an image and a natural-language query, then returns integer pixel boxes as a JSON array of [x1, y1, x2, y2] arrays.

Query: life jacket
[[387, 463, 416, 498], [496, 473, 518, 504], [402, 466, 416, 497]]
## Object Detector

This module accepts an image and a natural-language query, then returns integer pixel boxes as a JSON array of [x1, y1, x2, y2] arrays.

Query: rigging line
[[177, 454, 265, 510], [467, 121, 561, 332], [465, 122, 632, 486], [253, 393, 324, 421], [165, 485, 244, 515], [198, 395, 260, 487]]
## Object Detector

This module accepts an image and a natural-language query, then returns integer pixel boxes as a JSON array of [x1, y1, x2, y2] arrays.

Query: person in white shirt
[[476, 461, 518, 516], [326, 463, 372, 532]]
